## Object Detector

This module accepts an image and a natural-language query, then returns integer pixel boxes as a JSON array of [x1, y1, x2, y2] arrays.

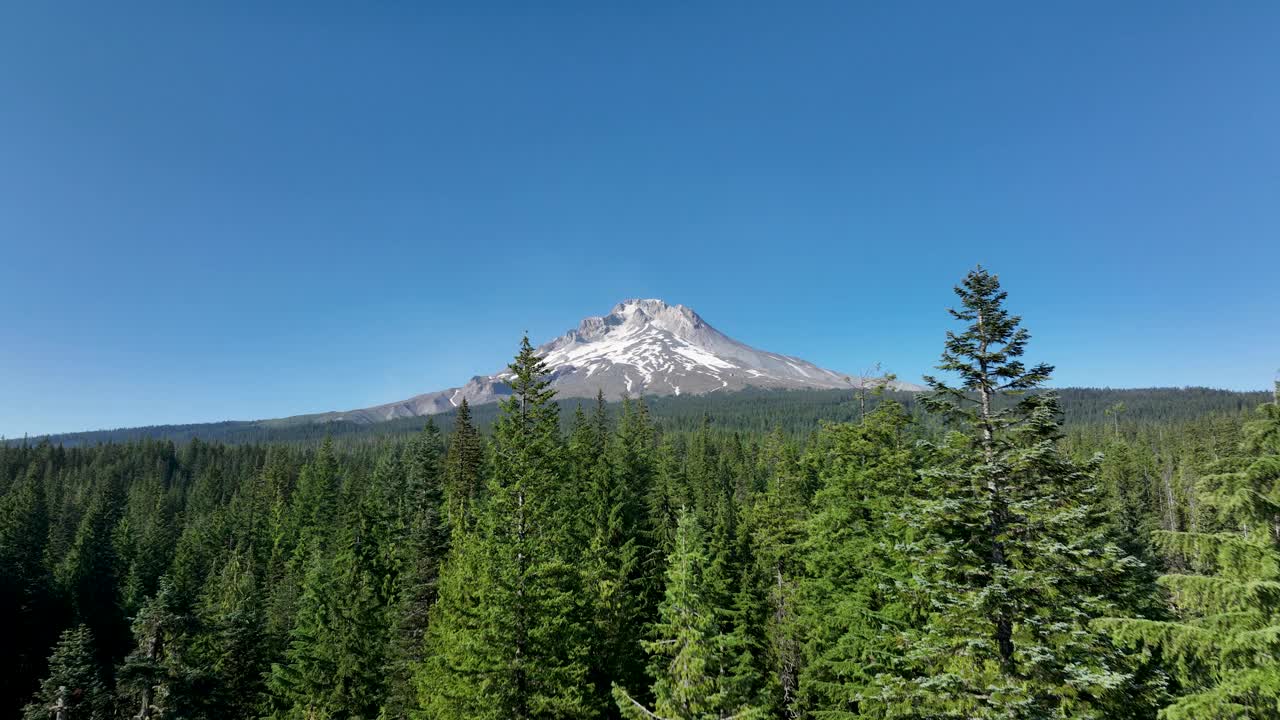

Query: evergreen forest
[[4, 268, 1278, 719]]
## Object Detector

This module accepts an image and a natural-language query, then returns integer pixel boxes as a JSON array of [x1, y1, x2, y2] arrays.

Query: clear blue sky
[[2, 1, 1277, 437]]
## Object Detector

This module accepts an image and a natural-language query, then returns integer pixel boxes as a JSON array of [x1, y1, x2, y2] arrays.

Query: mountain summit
[[323, 299, 918, 423]]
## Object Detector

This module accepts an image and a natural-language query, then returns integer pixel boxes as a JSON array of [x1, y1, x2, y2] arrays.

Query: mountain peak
[[321, 299, 921, 424], [610, 297, 685, 316], [592, 298, 706, 340], [523, 299, 916, 405]]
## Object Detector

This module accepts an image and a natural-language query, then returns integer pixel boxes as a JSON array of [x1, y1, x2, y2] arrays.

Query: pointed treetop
[[923, 266, 1055, 418]]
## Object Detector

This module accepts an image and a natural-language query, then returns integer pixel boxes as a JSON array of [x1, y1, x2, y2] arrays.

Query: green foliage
[[797, 401, 922, 718], [23, 625, 112, 720], [889, 267, 1153, 718], [0, 464, 55, 712], [442, 400, 484, 533], [55, 465, 129, 663], [581, 396, 655, 716], [418, 337, 590, 719], [614, 509, 764, 720], [1097, 392, 1280, 719], [382, 421, 448, 720], [115, 577, 209, 720], [194, 551, 268, 720], [266, 544, 389, 720], [745, 427, 808, 718], [2, 272, 1274, 720]]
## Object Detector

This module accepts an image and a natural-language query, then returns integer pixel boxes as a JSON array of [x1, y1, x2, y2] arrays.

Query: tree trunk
[[975, 309, 1013, 669]]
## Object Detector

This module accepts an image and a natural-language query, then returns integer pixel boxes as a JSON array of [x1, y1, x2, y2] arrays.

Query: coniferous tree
[[582, 397, 652, 716], [648, 434, 689, 561], [266, 541, 388, 720], [1098, 440, 1161, 563], [6, 312, 1274, 720], [265, 550, 331, 720], [115, 473, 178, 616], [566, 403, 603, 550], [115, 577, 207, 720], [383, 422, 448, 720], [881, 267, 1150, 718], [746, 427, 809, 718], [443, 399, 484, 533], [1097, 384, 1280, 719], [269, 445, 403, 720], [263, 439, 342, 664], [1, 466, 54, 713], [686, 416, 720, 516], [194, 550, 267, 720], [419, 337, 589, 719], [619, 398, 666, 625], [613, 509, 764, 720], [55, 468, 129, 663], [356, 447, 411, 596], [699, 475, 771, 715], [797, 401, 921, 717], [22, 626, 112, 720], [289, 438, 341, 554]]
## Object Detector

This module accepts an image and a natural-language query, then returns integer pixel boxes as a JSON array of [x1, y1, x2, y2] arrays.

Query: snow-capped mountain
[[320, 299, 920, 424]]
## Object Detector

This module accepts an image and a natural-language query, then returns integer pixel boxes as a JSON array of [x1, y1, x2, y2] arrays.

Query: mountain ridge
[[315, 298, 920, 425]]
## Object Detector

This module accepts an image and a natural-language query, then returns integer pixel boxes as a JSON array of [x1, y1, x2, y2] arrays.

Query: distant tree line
[[11, 386, 1270, 449]]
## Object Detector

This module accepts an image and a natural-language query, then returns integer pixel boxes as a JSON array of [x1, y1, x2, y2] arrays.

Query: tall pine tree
[[22, 626, 112, 720], [582, 396, 653, 717], [383, 422, 449, 720], [115, 577, 207, 720], [419, 337, 589, 719], [880, 266, 1150, 718], [443, 399, 485, 533], [613, 508, 764, 720], [798, 400, 921, 718]]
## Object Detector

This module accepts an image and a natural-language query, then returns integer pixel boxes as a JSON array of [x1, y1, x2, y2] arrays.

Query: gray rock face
[[320, 299, 920, 424]]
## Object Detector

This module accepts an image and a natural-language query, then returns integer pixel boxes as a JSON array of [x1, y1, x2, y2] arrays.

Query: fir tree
[[266, 542, 389, 720], [883, 266, 1150, 718], [582, 396, 652, 716], [443, 399, 484, 533], [746, 426, 808, 718], [115, 576, 211, 720], [1097, 384, 1280, 719], [383, 422, 448, 720], [22, 626, 112, 720], [1, 465, 54, 713], [55, 469, 129, 663], [1098, 439, 1161, 563], [419, 337, 589, 719], [648, 434, 689, 561], [613, 509, 764, 720], [195, 550, 268, 720], [257, 445, 302, 653], [262, 438, 342, 667], [686, 416, 721, 516], [288, 438, 341, 555], [719, 499, 773, 716], [797, 401, 921, 718], [619, 398, 666, 620], [267, 445, 404, 720], [115, 472, 178, 617], [566, 402, 603, 549]]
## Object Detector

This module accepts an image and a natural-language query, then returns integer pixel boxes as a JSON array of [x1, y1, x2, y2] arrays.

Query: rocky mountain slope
[[319, 299, 920, 424]]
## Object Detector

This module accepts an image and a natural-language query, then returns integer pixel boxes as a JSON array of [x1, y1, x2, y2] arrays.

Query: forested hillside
[[13, 385, 1270, 448], [3, 268, 1277, 719]]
